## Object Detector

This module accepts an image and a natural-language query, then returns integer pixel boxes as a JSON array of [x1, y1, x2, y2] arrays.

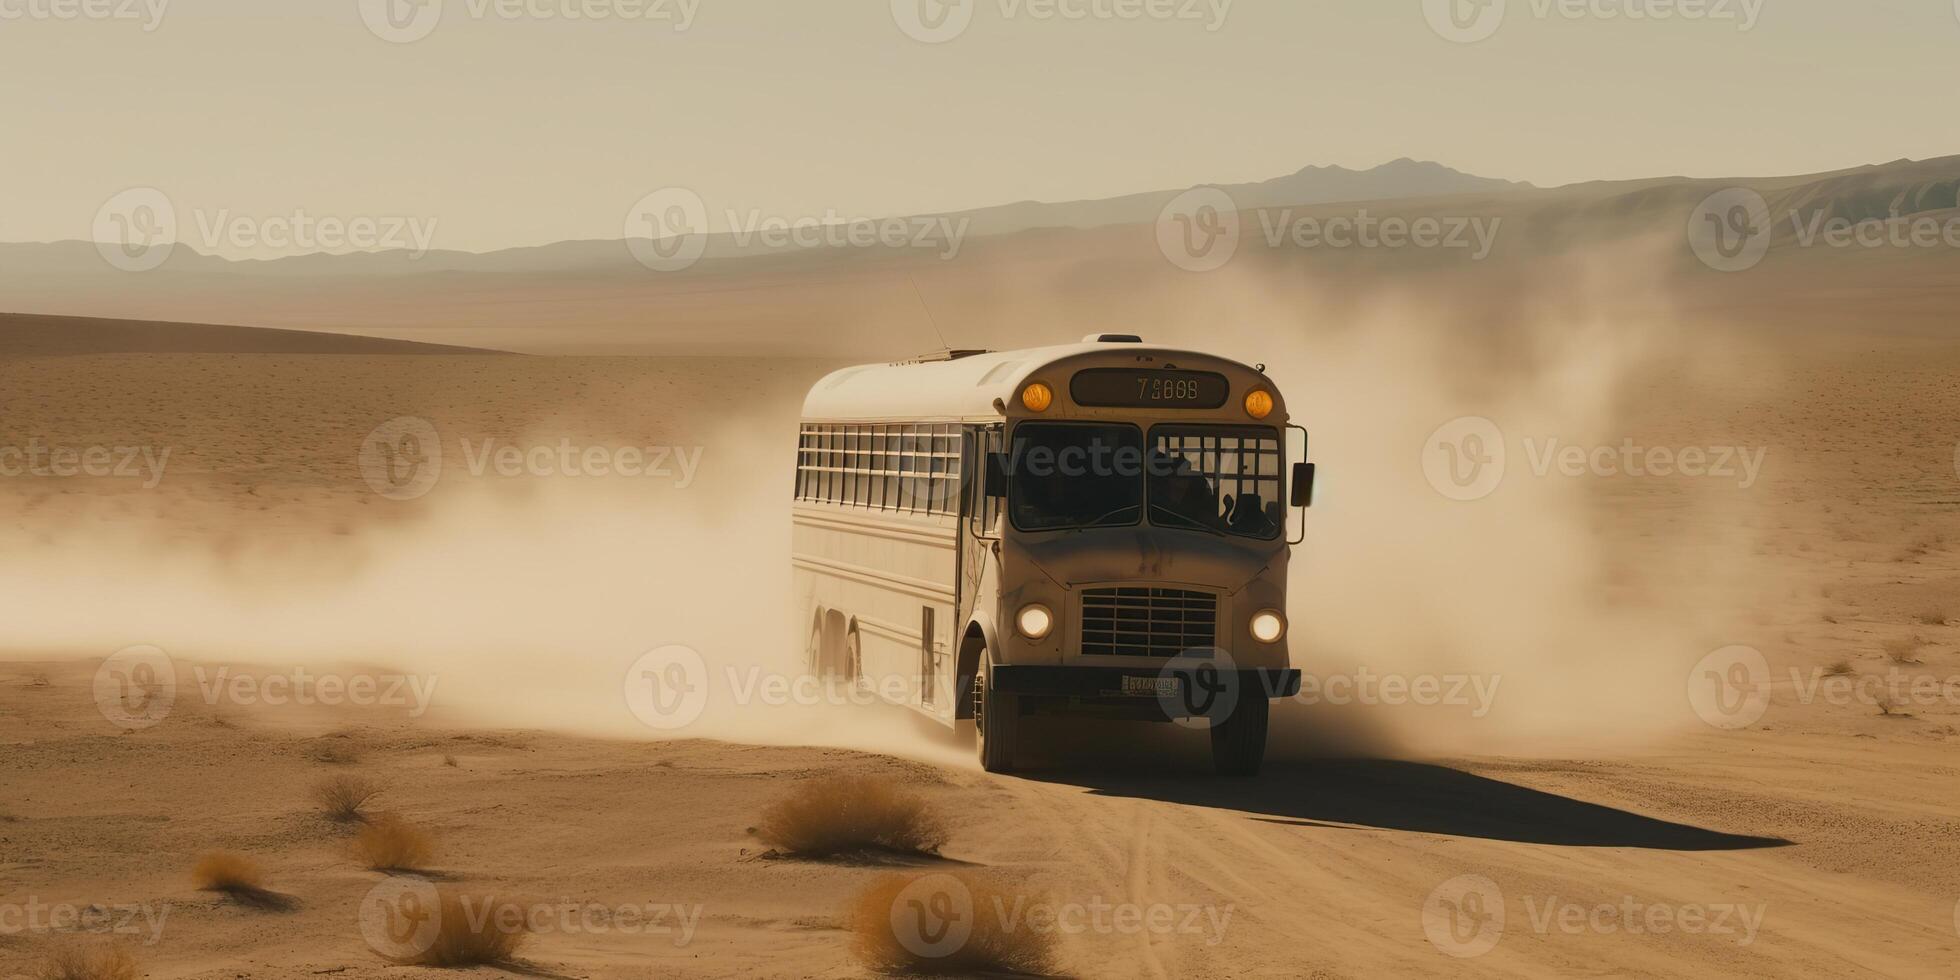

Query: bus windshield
[[1009, 422, 1284, 539], [1010, 423, 1143, 531]]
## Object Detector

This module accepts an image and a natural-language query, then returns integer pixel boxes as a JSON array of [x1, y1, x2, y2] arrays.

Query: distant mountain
[[0, 155, 1954, 355], [941, 158, 1532, 237]]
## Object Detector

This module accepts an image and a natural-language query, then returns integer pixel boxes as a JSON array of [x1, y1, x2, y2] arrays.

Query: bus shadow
[[1028, 760, 1792, 851]]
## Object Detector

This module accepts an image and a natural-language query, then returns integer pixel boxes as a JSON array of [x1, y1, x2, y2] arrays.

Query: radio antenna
[[907, 271, 950, 354]]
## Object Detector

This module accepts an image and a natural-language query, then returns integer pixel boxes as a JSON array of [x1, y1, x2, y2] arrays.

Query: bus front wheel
[[1210, 693, 1269, 777], [974, 651, 1018, 773]]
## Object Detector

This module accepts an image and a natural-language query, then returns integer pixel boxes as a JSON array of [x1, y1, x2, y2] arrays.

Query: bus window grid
[[796, 423, 963, 516], [1153, 432, 1282, 522]]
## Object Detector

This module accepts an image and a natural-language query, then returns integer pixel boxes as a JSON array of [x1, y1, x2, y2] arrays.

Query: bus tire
[[974, 651, 1018, 773], [805, 611, 826, 677], [1210, 692, 1269, 777]]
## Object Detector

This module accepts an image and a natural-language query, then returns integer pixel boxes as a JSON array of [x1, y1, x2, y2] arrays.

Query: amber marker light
[[1244, 389, 1275, 420], [1022, 383, 1054, 412]]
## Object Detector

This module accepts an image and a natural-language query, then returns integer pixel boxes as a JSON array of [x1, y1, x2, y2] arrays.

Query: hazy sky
[[3, 0, 1954, 256]]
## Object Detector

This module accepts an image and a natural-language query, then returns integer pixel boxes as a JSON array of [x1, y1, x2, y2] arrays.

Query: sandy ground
[[3, 326, 1960, 978]]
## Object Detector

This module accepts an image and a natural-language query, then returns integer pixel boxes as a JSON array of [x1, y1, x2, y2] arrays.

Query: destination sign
[[1069, 369, 1231, 409]]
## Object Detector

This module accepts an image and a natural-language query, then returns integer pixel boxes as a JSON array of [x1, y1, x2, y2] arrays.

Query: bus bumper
[[991, 666, 1302, 701]]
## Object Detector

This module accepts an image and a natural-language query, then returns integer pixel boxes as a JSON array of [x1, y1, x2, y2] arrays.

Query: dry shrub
[[849, 873, 1058, 977], [356, 813, 435, 871], [314, 774, 384, 822], [389, 890, 528, 967], [1882, 636, 1925, 664], [756, 775, 949, 857], [28, 672, 51, 688], [36, 944, 138, 980], [1917, 609, 1949, 627], [1823, 660, 1854, 677], [191, 850, 294, 909]]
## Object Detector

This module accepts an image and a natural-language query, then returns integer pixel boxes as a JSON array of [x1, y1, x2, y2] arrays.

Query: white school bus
[[792, 335, 1313, 774]]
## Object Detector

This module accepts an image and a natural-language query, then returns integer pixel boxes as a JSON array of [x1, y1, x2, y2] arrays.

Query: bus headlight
[[1244, 389, 1275, 420], [1017, 603, 1054, 640], [1250, 609, 1286, 643]]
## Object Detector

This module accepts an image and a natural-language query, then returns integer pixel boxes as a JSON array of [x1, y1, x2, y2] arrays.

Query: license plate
[[1120, 676, 1179, 697]]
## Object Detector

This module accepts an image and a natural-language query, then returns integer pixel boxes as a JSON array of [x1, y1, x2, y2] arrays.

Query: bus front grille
[[1080, 587, 1218, 658]]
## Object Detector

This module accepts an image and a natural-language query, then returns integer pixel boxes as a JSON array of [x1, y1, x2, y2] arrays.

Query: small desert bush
[[1881, 635, 1925, 664], [355, 813, 435, 871], [1823, 660, 1854, 677], [849, 873, 1058, 977], [756, 775, 949, 857], [307, 740, 363, 765], [28, 672, 51, 688], [193, 851, 267, 893], [386, 890, 528, 967], [36, 944, 138, 980], [1917, 609, 1949, 627], [314, 773, 384, 822]]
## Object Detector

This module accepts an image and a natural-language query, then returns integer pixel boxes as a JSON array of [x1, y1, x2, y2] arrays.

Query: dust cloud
[[1, 238, 1788, 767]]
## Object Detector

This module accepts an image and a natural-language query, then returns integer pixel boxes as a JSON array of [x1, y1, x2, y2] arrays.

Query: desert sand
[[3, 294, 1959, 978]]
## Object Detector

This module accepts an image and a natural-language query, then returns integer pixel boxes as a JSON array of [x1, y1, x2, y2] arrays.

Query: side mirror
[[1291, 462, 1315, 508], [985, 452, 1011, 498]]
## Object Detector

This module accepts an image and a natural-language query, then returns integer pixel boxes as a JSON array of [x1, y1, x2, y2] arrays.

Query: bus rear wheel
[[1210, 692, 1269, 777], [974, 651, 1018, 773]]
